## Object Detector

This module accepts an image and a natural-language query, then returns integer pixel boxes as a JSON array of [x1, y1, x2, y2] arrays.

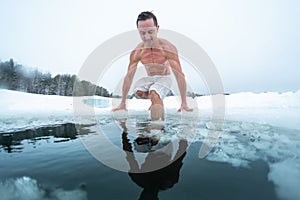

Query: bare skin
[[112, 18, 193, 118]]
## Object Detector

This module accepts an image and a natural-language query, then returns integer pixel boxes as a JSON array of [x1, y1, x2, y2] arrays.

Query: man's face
[[137, 18, 159, 47]]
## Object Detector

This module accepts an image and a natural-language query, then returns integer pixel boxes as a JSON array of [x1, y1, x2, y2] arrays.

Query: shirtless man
[[112, 11, 193, 120]]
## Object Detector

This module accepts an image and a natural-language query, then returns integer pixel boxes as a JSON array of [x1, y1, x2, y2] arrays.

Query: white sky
[[0, 0, 299, 93]]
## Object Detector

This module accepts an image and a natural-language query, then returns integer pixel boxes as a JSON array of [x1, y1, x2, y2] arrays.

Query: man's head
[[136, 11, 158, 27], [136, 11, 159, 47]]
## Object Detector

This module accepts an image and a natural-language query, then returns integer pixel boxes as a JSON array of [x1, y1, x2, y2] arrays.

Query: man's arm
[[165, 41, 193, 112], [112, 49, 139, 111]]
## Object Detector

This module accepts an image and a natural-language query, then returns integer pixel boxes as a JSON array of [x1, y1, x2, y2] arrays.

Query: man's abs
[[144, 63, 170, 76]]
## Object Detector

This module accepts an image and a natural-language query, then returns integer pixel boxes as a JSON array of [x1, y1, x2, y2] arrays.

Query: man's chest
[[139, 48, 167, 65]]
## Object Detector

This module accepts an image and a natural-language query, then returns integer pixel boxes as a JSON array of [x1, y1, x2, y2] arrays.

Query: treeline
[[0, 59, 110, 97]]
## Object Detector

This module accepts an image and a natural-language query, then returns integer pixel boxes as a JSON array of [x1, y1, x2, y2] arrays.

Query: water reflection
[[117, 120, 187, 200], [0, 123, 78, 153]]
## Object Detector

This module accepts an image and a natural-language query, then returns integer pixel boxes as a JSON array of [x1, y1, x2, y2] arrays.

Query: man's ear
[[156, 25, 160, 31]]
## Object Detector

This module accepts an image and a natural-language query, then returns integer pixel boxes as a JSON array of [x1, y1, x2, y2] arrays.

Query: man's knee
[[136, 90, 148, 99]]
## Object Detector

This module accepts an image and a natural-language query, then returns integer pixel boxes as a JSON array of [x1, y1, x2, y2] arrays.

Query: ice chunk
[[0, 176, 87, 200]]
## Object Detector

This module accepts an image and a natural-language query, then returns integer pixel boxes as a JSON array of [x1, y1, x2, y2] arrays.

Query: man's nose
[[144, 33, 151, 40]]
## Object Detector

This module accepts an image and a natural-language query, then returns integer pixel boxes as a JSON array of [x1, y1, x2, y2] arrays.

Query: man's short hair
[[136, 11, 158, 27]]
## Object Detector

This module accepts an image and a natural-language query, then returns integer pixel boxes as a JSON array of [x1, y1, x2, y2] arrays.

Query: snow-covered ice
[[1, 89, 299, 132]]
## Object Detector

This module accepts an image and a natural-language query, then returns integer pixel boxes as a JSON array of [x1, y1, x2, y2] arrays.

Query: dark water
[[0, 123, 279, 200]]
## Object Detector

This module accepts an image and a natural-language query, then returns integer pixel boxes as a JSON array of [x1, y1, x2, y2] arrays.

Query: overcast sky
[[0, 0, 299, 94]]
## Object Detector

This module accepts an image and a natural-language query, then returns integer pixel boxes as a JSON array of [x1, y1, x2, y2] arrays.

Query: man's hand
[[177, 104, 193, 112], [112, 102, 128, 112]]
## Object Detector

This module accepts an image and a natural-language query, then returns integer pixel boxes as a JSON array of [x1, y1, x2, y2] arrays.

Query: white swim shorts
[[133, 75, 172, 99]]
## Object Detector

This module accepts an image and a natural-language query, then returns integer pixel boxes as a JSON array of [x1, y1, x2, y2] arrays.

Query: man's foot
[[150, 104, 164, 121]]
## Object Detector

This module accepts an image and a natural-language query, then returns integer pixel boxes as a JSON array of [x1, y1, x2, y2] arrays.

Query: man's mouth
[[145, 39, 153, 44]]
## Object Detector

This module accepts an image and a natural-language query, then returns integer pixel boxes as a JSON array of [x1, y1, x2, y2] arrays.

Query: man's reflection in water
[[118, 120, 188, 200]]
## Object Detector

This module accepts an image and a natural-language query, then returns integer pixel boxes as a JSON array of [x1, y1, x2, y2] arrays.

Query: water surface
[[1, 118, 294, 200]]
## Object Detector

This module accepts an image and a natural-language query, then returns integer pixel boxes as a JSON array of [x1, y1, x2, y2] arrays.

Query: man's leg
[[149, 90, 164, 121]]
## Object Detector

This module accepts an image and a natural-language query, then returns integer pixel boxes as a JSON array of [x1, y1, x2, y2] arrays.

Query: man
[[112, 11, 193, 120]]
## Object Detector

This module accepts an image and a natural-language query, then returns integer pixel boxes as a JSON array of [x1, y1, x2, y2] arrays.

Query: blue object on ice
[[83, 99, 109, 108]]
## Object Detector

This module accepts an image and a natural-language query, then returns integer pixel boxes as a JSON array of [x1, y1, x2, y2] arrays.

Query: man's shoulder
[[157, 38, 170, 45], [129, 43, 143, 61], [134, 42, 145, 50], [131, 43, 144, 54], [158, 38, 177, 53]]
